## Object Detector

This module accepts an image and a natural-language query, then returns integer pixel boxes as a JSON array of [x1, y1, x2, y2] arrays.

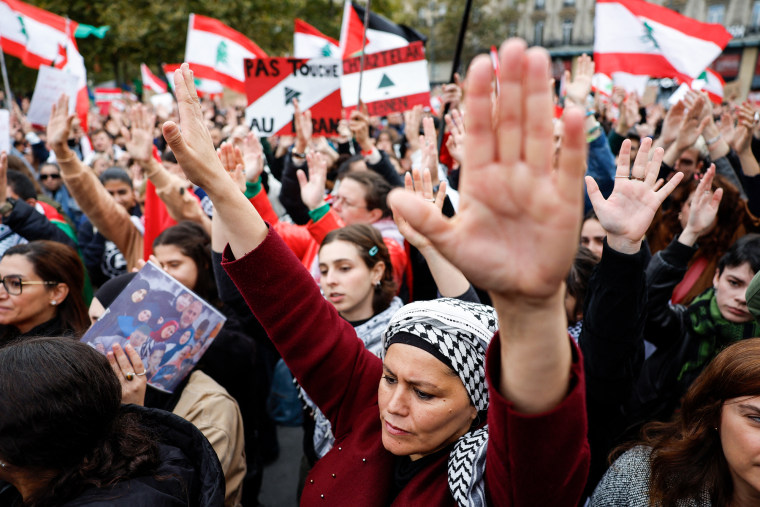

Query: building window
[[508, 22, 518, 37], [534, 20, 544, 45], [753, 1, 760, 28], [706, 3, 725, 24], [563, 0, 576, 6], [562, 19, 573, 44], [535, 0, 545, 10]]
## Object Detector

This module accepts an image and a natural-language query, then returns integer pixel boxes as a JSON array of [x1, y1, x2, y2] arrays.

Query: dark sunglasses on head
[[40, 174, 61, 180]]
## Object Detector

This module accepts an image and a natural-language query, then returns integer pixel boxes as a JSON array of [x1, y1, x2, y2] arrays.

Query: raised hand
[[349, 108, 372, 152], [679, 164, 722, 246], [586, 137, 684, 254], [658, 100, 686, 149], [297, 151, 328, 210], [217, 141, 246, 192], [393, 167, 446, 250], [125, 105, 156, 164], [419, 116, 440, 186], [403, 105, 423, 152], [47, 94, 74, 150], [161, 64, 228, 192], [564, 53, 594, 108], [388, 39, 587, 301], [675, 94, 709, 152], [242, 132, 265, 182], [293, 98, 313, 153], [445, 108, 466, 166]]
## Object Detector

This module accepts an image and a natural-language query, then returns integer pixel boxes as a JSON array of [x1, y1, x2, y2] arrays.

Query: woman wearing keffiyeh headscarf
[[165, 38, 591, 506]]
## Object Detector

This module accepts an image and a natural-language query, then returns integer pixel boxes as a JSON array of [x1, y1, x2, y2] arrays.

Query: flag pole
[[0, 42, 14, 110], [437, 0, 473, 153], [357, 0, 372, 106]]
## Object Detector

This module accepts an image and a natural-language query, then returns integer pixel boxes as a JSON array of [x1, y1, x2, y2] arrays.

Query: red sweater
[[222, 227, 589, 506]]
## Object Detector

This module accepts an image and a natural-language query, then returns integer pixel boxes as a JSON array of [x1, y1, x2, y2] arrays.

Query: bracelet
[[55, 151, 78, 164], [361, 147, 376, 157], [705, 133, 722, 145], [586, 123, 601, 142], [292, 151, 306, 159]]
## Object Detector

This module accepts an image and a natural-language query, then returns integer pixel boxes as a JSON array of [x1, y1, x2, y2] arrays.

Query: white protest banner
[[341, 41, 430, 116], [150, 92, 175, 113], [26, 65, 77, 126], [244, 57, 341, 137], [0, 109, 9, 154]]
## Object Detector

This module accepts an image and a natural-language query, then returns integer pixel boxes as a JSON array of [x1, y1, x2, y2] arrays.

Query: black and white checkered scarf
[[382, 298, 498, 507]]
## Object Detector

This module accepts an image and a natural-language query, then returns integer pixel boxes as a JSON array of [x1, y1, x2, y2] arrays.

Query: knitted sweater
[[222, 226, 590, 505]]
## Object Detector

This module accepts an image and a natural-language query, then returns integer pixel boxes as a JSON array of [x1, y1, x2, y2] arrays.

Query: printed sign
[[0, 110, 9, 155], [26, 66, 78, 126], [341, 42, 430, 116], [244, 57, 342, 136]]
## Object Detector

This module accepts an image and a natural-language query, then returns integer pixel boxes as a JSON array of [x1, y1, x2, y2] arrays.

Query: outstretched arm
[[389, 40, 585, 414], [162, 65, 266, 258]]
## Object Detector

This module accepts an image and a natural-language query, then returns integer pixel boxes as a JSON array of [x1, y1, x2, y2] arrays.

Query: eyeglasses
[[40, 174, 61, 180], [0, 275, 58, 296], [332, 195, 366, 210]]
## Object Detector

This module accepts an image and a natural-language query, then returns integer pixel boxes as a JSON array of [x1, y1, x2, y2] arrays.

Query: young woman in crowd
[[164, 39, 591, 505], [0, 337, 224, 505], [0, 240, 88, 341], [592, 338, 760, 506]]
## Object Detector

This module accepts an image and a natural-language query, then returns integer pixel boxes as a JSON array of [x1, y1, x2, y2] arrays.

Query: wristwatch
[[0, 198, 16, 219]]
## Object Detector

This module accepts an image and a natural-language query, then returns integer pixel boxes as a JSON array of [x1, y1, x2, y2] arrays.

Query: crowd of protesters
[[4, 34, 760, 506]]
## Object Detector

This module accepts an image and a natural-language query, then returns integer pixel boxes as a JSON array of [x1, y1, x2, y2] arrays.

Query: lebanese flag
[[341, 41, 430, 117], [141, 63, 167, 94], [592, 73, 613, 97], [184, 13, 267, 93], [0, 0, 88, 130], [339, 1, 426, 58], [163, 63, 223, 98], [94, 87, 123, 115], [690, 68, 725, 104], [0, 0, 79, 68], [594, 0, 732, 82], [294, 19, 340, 58]]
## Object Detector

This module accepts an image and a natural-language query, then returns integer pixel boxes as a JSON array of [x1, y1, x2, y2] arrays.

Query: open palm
[[587, 138, 683, 251], [389, 40, 586, 299]]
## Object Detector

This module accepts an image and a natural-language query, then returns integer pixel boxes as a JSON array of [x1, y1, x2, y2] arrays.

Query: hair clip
[[368, 246, 378, 257]]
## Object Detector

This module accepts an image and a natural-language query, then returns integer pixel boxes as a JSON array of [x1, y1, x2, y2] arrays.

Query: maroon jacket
[[223, 227, 589, 506]]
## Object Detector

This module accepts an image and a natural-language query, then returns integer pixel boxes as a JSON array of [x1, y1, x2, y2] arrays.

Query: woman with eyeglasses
[[0, 240, 89, 341]]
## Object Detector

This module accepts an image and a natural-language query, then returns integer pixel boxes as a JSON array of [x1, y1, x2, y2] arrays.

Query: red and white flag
[[594, 0, 731, 82], [0, 0, 88, 129], [163, 63, 223, 98], [341, 41, 430, 116], [184, 13, 267, 93], [141, 63, 167, 94], [294, 19, 339, 58], [94, 87, 123, 115], [244, 57, 342, 137], [690, 68, 725, 104], [591, 73, 614, 97], [339, 1, 426, 58]]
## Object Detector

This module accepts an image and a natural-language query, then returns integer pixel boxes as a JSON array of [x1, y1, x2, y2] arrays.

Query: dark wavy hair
[[565, 246, 599, 324], [153, 221, 219, 307], [0, 337, 159, 506], [619, 339, 760, 506], [647, 173, 743, 261], [3, 241, 89, 337], [320, 224, 397, 316]]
